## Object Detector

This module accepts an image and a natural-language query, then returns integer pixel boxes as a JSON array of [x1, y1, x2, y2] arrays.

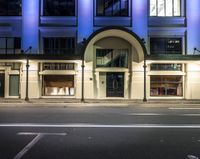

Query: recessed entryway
[[106, 72, 124, 97]]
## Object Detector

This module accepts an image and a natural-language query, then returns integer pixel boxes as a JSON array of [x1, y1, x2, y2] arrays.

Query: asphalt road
[[1, 105, 200, 159]]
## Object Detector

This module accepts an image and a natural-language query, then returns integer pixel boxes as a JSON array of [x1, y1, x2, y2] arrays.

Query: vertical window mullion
[[5, 38, 7, 54], [172, 0, 174, 16], [156, 0, 158, 16]]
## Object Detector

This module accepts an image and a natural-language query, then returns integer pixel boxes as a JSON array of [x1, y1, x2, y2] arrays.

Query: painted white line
[[14, 132, 66, 159], [169, 107, 200, 110], [1, 123, 200, 129], [129, 113, 166, 116], [129, 113, 200, 116], [13, 134, 44, 159], [18, 132, 67, 136]]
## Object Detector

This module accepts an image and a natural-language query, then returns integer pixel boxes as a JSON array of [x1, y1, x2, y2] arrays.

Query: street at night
[[1, 104, 200, 159]]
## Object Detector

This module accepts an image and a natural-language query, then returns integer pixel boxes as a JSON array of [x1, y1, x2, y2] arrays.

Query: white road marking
[[169, 107, 200, 110], [128, 113, 200, 116], [13, 132, 67, 159], [1, 123, 200, 129], [18, 132, 67, 136], [13, 134, 44, 159]]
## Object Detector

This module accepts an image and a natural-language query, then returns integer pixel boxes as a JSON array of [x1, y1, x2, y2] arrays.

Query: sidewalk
[[1, 98, 200, 107]]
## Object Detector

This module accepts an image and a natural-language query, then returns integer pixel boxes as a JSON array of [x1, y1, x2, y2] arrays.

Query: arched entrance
[[83, 26, 147, 99]]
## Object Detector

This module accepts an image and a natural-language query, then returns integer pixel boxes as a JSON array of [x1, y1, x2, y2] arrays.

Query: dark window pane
[[43, 37, 75, 55], [43, 0, 75, 16], [96, 49, 128, 67], [0, 37, 21, 54], [96, 0, 128, 16], [150, 64, 182, 71], [150, 38, 182, 54], [0, 0, 21, 16]]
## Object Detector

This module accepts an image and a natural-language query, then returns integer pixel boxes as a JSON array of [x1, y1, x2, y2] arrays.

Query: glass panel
[[166, 0, 173, 16], [43, 0, 75, 16], [150, 75, 183, 96], [174, 0, 181, 16], [121, 0, 128, 16], [43, 37, 75, 55], [150, 38, 182, 54], [113, 0, 120, 16], [104, 0, 113, 16], [0, 38, 6, 48], [97, 0, 104, 16], [9, 75, 19, 96], [150, 0, 157, 16], [150, 64, 182, 71], [166, 38, 182, 54], [43, 75, 74, 96], [96, 49, 128, 67], [158, 0, 165, 16], [7, 38, 14, 49]]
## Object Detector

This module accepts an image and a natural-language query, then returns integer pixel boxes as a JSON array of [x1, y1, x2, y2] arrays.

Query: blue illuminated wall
[[187, 0, 200, 54], [132, 0, 148, 44], [78, 0, 93, 43], [22, 0, 39, 53]]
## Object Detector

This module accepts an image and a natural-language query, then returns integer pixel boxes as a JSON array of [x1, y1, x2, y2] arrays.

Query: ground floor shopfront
[[0, 59, 200, 100]]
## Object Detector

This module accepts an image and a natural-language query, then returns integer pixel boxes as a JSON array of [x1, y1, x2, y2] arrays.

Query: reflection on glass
[[158, 0, 165, 16], [166, 0, 173, 16], [150, 0, 157, 16], [174, 0, 181, 16], [96, 49, 128, 68]]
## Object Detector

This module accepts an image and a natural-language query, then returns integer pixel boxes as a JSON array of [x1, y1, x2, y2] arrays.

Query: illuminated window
[[0, 38, 21, 54], [96, 0, 128, 16], [43, 37, 75, 55], [43, 0, 75, 16], [150, 38, 182, 54], [150, 75, 183, 96], [0, 0, 21, 16], [150, 0, 181, 16], [43, 75, 75, 96]]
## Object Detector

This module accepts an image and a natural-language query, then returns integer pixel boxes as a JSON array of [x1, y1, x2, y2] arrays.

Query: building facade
[[0, 0, 200, 100]]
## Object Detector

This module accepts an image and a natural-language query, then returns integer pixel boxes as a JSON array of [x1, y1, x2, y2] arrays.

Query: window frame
[[43, 37, 76, 55], [42, 0, 76, 16], [96, 0, 129, 17], [150, 37, 183, 55], [149, 0, 182, 17], [0, 0, 22, 16], [0, 37, 21, 55]]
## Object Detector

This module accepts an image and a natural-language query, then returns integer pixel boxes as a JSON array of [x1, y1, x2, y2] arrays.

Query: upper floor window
[[43, 37, 75, 55], [43, 0, 75, 16], [96, 0, 128, 16], [96, 49, 128, 67], [0, 0, 21, 16], [0, 37, 21, 54], [150, 0, 181, 17], [150, 38, 182, 55]]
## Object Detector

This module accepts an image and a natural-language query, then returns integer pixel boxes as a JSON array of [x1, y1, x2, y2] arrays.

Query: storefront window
[[43, 75, 75, 96], [150, 64, 182, 71], [96, 49, 128, 67], [150, 75, 183, 96]]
